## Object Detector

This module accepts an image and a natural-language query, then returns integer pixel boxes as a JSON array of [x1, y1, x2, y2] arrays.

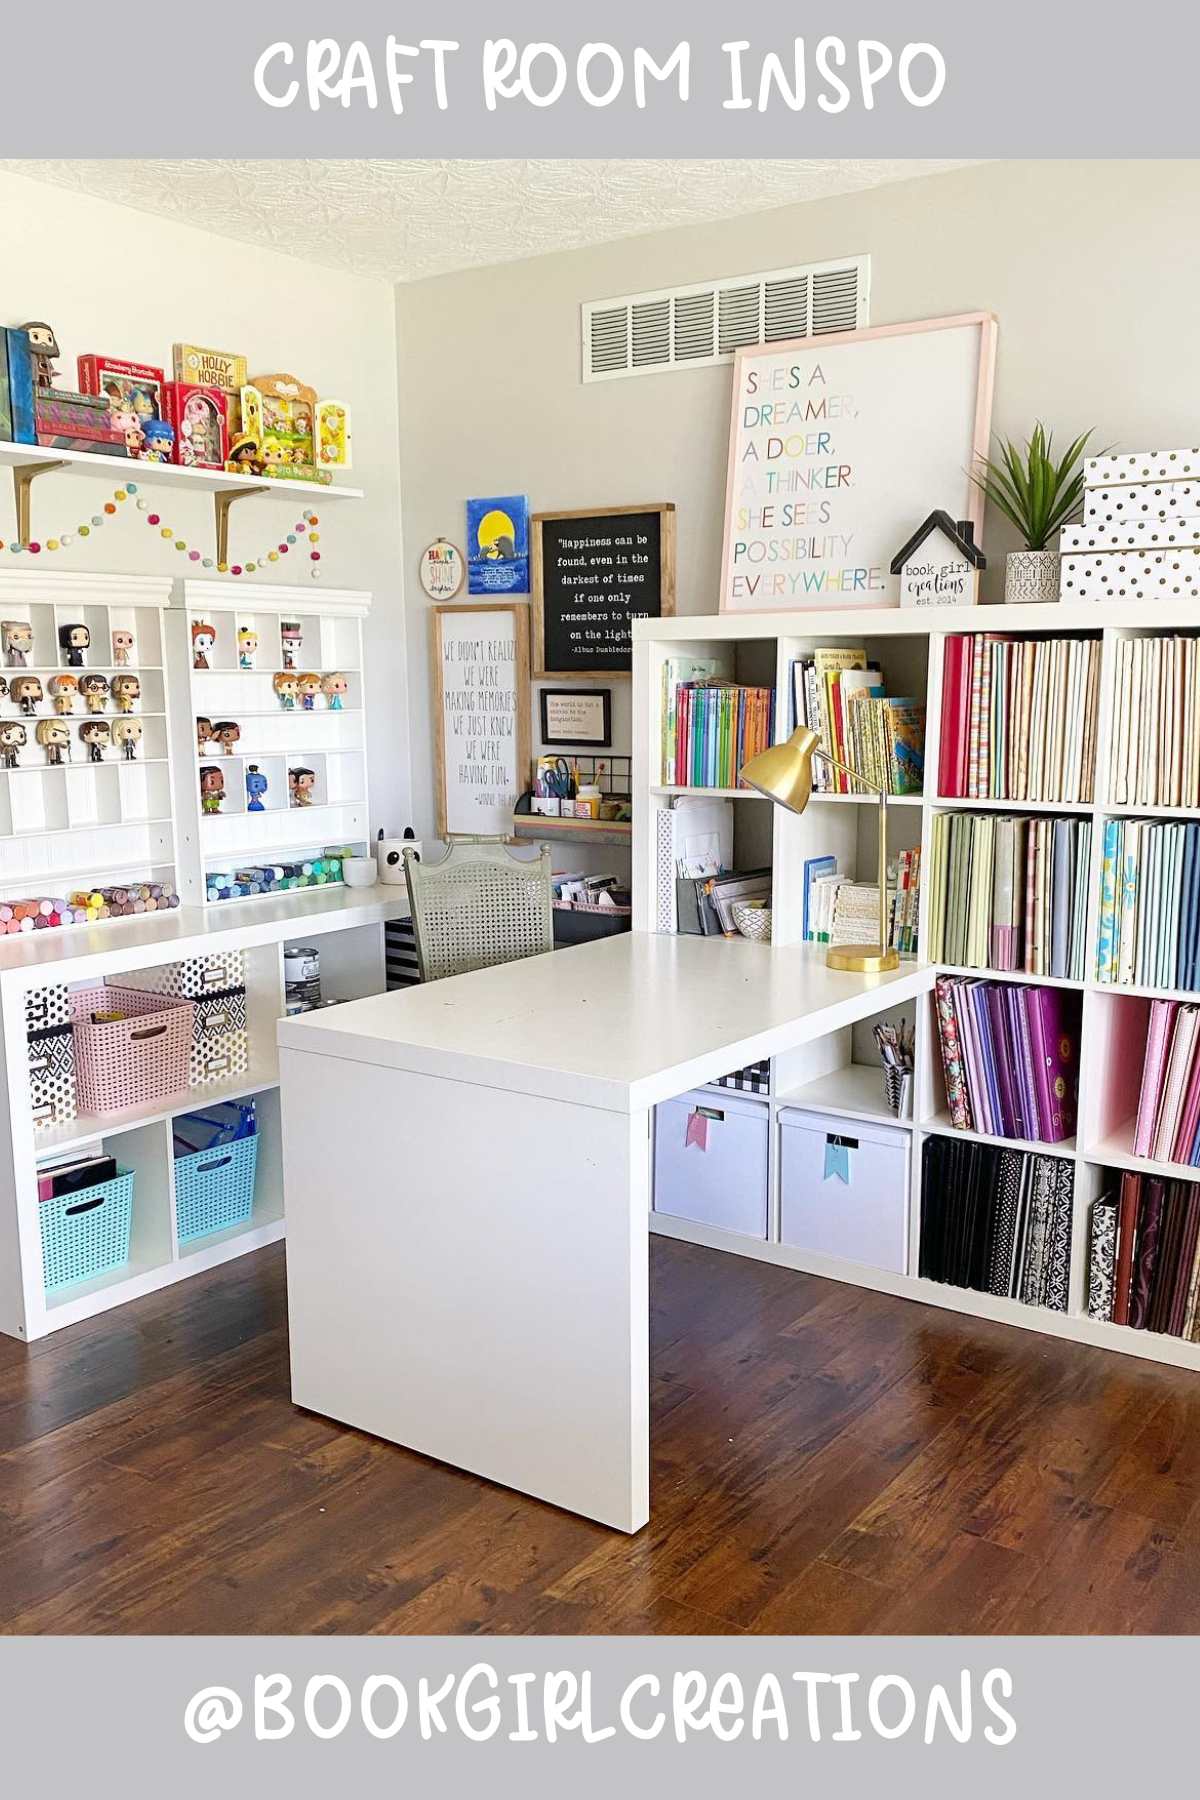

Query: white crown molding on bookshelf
[[0, 569, 174, 608], [176, 579, 371, 618]]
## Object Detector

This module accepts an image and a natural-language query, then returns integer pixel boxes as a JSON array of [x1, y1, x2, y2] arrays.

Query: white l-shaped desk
[[278, 933, 934, 1532]]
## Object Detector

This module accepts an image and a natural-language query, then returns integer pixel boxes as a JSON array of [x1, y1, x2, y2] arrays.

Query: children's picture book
[[467, 495, 530, 595]]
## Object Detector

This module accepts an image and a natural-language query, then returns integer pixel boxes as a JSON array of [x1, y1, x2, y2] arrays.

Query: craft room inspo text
[[253, 39, 947, 114], [442, 630, 516, 800]]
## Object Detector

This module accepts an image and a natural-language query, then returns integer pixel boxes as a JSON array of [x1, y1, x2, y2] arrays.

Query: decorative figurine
[[58, 622, 90, 667], [197, 716, 214, 755], [247, 373, 317, 469], [213, 720, 241, 755], [79, 719, 109, 764], [2, 621, 33, 668], [191, 620, 216, 670], [316, 399, 352, 470], [273, 672, 299, 711], [170, 383, 229, 471], [11, 676, 43, 717], [49, 674, 78, 715], [237, 626, 258, 669], [280, 621, 303, 670], [141, 418, 176, 464], [110, 673, 141, 714], [245, 764, 268, 812], [322, 672, 348, 710], [225, 432, 265, 476], [79, 674, 109, 714], [200, 765, 225, 815], [0, 677, 6, 706], [36, 718, 71, 766], [297, 673, 321, 712], [21, 321, 60, 390], [112, 718, 143, 761], [0, 722, 26, 768], [289, 766, 316, 808], [111, 628, 135, 666]]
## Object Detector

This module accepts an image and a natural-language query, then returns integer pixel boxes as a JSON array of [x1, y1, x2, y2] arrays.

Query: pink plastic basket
[[70, 984, 194, 1115]]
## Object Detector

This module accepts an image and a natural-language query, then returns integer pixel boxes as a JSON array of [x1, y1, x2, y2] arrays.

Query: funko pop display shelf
[[0, 571, 179, 907], [0, 882, 406, 1341]]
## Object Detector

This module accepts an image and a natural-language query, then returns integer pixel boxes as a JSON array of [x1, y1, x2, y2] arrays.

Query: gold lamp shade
[[739, 726, 899, 974]]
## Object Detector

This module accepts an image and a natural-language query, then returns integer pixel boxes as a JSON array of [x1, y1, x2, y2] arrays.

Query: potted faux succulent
[[972, 424, 1093, 604]]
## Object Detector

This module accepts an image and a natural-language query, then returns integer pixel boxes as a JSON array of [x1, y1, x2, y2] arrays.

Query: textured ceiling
[[0, 159, 980, 283]]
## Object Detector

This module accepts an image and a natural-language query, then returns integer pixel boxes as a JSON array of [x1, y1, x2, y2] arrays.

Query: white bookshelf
[[634, 598, 1200, 1374]]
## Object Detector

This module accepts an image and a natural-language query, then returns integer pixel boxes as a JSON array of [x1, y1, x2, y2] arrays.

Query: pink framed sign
[[719, 312, 998, 614]]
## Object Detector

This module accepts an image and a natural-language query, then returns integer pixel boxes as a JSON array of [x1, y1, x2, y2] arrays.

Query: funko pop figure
[[245, 764, 268, 812], [79, 673, 109, 714], [0, 721, 26, 768], [58, 623, 90, 667], [79, 719, 110, 764], [197, 716, 214, 755], [11, 676, 43, 716], [280, 621, 303, 670], [110, 673, 141, 714], [322, 672, 348, 710], [49, 674, 78, 716], [289, 765, 316, 808], [297, 673, 322, 712], [200, 765, 225, 814], [273, 672, 299, 711], [112, 718, 143, 761], [191, 620, 217, 670], [213, 720, 241, 755], [111, 628, 135, 667], [238, 627, 258, 670], [20, 321, 60, 390], [36, 718, 71, 766], [2, 621, 33, 668]]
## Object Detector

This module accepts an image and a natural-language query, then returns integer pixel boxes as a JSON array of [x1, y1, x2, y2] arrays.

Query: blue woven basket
[[175, 1134, 258, 1243], [40, 1171, 134, 1293]]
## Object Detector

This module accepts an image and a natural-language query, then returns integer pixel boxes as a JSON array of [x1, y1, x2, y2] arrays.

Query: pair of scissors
[[544, 757, 572, 798]]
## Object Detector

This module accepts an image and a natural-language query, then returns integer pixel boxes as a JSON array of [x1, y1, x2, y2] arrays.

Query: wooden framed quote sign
[[432, 602, 531, 839], [532, 503, 675, 678], [720, 313, 997, 613]]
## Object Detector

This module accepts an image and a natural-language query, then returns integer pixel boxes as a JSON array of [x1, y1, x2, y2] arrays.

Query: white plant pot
[[1005, 548, 1060, 604]]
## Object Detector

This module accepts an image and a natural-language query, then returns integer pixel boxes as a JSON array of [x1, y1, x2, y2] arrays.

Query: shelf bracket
[[11, 459, 67, 544], [213, 486, 266, 567]]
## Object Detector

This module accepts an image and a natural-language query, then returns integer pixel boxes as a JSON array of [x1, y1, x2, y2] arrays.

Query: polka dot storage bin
[[190, 988, 249, 1086], [69, 984, 194, 1115], [39, 1170, 133, 1292], [117, 951, 244, 1001], [24, 983, 70, 1034], [27, 1025, 76, 1132]]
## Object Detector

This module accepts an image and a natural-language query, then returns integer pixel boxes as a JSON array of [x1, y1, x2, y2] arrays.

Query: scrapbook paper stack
[[921, 1135, 1072, 1311], [1087, 1174, 1200, 1338], [1061, 447, 1200, 603], [927, 810, 1091, 977], [933, 976, 1080, 1145], [1131, 1000, 1200, 1166], [938, 633, 1099, 802]]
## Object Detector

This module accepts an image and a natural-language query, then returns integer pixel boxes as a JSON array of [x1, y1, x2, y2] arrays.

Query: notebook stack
[[1096, 819, 1200, 990], [927, 812, 1091, 976], [934, 976, 1080, 1143], [1131, 1000, 1200, 1165], [803, 850, 920, 957], [663, 667, 774, 789], [939, 633, 1100, 802], [1087, 1173, 1200, 1336], [789, 648, 924, 795], [921, 1136, 1072, 1311], [1106, 633, 1200, 807]]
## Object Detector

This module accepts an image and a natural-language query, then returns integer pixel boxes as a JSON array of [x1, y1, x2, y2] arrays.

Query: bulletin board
[[432, 602, 531, 839], [719, 313, 997, 613], [532, 503, 675, 677]]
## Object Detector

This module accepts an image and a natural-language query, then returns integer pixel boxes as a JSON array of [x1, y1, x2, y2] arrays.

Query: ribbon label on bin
[[685, 1106, 722, 1152], [824, 1133, 856, 1183]]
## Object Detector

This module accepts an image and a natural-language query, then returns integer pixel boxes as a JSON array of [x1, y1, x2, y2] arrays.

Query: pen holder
[[884, 1065, 913, 1121], [375, 839, 421, 885]]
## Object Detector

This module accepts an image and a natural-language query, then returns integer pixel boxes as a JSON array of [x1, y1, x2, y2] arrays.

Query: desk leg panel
[[281, 1047, 650, 1533]]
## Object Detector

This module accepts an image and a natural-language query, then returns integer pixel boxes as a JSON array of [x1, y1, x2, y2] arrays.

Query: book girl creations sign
[[719, 314, 997, 613], [432, 603, 531, 838]]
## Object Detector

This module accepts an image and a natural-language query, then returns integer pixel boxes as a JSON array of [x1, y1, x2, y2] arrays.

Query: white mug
[[375, 838, 420, 884]]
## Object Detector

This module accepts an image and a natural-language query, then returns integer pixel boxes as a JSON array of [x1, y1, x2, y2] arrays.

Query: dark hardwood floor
[[1, 1236, 1200, 1633]]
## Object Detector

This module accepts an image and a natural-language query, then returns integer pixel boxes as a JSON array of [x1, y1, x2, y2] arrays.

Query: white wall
[[0, 170, 412, 837], [396, 157, 1200, 838]]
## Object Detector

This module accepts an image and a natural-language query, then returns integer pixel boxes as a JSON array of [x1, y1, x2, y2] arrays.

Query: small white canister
[[375, 837, 421, 885]]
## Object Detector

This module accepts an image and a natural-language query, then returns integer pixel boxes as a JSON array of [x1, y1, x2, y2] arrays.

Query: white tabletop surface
[[278, 931, 935, 1111]]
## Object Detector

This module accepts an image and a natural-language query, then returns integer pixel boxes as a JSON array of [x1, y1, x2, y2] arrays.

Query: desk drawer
[[653, 1088, 768, 1239], [779, 1106, 910, 1273]]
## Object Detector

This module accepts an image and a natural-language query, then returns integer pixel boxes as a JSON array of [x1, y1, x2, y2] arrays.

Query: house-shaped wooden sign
[[891, 511, 986, 608]]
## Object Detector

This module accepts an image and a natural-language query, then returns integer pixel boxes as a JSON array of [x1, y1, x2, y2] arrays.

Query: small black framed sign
[[539, 687, 612, 748]]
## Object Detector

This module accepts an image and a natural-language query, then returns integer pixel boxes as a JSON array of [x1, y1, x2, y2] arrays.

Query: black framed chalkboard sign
[[532, 503, 675, 678]]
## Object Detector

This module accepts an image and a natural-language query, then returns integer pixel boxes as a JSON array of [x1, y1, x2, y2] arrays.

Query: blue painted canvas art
[[467, 494, 530, 594]]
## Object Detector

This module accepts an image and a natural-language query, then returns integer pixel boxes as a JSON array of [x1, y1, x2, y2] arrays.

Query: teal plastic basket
[[175, 1134, 258, 1243], [40, 1171, 133, 1293]]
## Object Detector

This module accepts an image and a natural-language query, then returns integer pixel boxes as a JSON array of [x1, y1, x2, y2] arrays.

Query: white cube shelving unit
[[635, 599, 1200, 1376]]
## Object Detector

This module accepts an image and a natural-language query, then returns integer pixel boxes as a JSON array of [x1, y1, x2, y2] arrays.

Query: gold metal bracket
[[11, 459, 67, 543], [214, 486, 266, 567]]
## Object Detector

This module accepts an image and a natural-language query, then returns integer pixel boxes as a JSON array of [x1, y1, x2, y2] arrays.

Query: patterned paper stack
[[1061, 447, 1200, 602]]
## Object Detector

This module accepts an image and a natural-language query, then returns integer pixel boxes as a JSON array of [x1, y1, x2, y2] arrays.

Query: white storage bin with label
[[653, 1088, 768, 1239], [779, 1106, 910, 1273]]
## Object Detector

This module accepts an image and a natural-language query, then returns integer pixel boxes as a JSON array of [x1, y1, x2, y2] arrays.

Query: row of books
[[939, 634, 1100, 804], [802, 850, 920, 957], [1089, 1172, 1200, 1338], [921, 1136, 1071, 1311], [934, 976, 1079, 1144], [789, 649, 924, 796], [1107, 634, 1200, 809], [1097, 819, 1200, 991], [926, 812, 1091, 979], [660, 656, 775, 788], [1132, 1000, 1200, 1165]]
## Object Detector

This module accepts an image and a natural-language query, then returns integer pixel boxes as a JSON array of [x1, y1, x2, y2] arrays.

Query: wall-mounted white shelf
[[0, 437, 363, 501]]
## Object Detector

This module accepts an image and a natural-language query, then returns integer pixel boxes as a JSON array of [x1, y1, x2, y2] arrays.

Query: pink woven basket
[[70, 984, 195, 1115]]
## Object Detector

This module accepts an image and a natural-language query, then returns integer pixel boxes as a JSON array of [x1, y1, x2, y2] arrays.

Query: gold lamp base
[[825, 943, 900, 974]]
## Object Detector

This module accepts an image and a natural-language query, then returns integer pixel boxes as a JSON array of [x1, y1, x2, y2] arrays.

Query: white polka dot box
[[116, 953, 248, 1087], [1064, 445, 1200, 600]]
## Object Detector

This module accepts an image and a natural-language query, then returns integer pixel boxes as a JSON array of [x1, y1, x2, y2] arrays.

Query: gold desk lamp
[[740, 725, 899, 974]]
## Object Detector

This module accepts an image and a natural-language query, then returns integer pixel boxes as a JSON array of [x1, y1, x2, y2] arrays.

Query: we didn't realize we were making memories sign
[[434, 603, 530, 838], [719, 315, 996, 613]]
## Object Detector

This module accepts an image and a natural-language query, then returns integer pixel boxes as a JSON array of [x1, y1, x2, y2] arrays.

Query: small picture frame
[[539, 688, 612, 748]]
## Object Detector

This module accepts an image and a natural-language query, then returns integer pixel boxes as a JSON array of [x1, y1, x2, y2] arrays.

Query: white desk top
[[278, 932, 935, 1112]]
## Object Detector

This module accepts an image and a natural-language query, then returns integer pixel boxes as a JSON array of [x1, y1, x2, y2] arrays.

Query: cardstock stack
[[927, 811, 1090, 977], [1087, 1173, 1200, 1337], [934, 977, 1080, 1144], [939, 633, 1099, 803], [921, 1135, 1072, 1311]]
